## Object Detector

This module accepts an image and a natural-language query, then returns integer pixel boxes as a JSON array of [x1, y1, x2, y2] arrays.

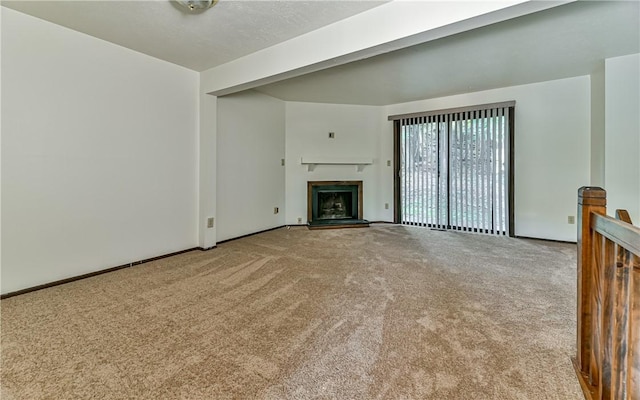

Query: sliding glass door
[[393, 103, 514, 236], [398, 115, 448, 229]]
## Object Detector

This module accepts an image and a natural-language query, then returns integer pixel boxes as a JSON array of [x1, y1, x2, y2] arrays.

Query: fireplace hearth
[[307, 181, 369, 229]]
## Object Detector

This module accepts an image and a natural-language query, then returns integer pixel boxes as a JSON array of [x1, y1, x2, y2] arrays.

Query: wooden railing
[[574, 186, 640, 400]]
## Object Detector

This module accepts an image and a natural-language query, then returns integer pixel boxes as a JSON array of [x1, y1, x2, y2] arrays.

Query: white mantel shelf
[[300, 157, 373, 172]]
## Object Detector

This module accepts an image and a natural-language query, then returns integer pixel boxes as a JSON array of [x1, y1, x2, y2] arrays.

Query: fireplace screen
[[318, 191, 354, 219], [307, 181, 367, 228]]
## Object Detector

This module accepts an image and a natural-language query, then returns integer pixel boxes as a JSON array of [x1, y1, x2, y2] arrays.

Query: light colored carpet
[[1, 225, 583, 399]]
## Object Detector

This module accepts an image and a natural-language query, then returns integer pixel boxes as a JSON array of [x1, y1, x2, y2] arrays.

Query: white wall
[[282, 77, 593, 240], [0, 6, 4, 292], [199, 93, 217, 249], [605, 53, 640, 222], [284, 102, 384, 225], [216, 91, 285, 241], [1, 9, 199, 294], [384, 76, 591, 242], [590, 63, 605, 187]]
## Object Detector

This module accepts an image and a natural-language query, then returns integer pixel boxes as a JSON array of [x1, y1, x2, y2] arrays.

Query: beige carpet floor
[[1, 225, 583, 399]]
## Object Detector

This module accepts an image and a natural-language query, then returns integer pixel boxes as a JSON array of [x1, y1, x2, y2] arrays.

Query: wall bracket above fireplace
[[300, 157, 373, 172]]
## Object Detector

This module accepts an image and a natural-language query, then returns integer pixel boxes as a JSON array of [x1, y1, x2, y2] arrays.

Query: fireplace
[[307, 181, 369, 229]]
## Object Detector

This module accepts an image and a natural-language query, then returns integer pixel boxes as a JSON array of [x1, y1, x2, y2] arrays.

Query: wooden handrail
[[614, 210, 640, 272], [591, 213, 640, 255], [616, 209, 633, 225], [573, 186, 640, 400]]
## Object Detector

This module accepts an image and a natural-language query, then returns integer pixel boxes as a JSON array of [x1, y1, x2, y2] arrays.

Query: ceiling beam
[[201, 0, 572, 96]]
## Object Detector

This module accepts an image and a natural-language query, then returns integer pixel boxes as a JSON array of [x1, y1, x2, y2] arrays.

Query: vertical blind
[[391, 101, 514, 236]]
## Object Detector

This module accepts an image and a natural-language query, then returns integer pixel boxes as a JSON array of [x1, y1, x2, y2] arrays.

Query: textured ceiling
[[255, 0, 640, 105], [4, 0, 638, 106], [2, 0, 387, 72]]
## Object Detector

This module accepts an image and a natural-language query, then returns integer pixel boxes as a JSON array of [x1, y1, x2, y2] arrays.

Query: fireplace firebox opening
[[307, 181, 369, 229]]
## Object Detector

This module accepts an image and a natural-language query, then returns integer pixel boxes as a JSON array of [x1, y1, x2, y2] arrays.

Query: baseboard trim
[[515, 235, 577, 244], [216, 225, 286, 245], [0, 247, 200, 300], [1, 223, 419, 299]]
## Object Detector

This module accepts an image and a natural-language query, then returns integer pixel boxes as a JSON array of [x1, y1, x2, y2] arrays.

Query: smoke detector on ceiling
[[175, 0, 218, 12]]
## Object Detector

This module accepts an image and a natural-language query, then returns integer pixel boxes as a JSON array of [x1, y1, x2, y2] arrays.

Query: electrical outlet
[[297, 217, 302, 224], [385, 203, 389, 210], [568, 216, 575, 224], [274, 207, 279, 214], [281, 159, 285, 166], [387, 160, 391, 167], [207, 217, 214, 228], [328, 132, 335, 138]]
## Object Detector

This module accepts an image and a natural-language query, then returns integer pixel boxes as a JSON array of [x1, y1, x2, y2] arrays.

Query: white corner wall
[[590, 63, 605, 187], [216, 91, 285, 241], [1, 8, 199, 294], [605, 53, 640, 222], [199, 93, 217, 249], [284, 102, 385, 225], [0, 6, 4, 290], [384, 76, 591, 242]]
